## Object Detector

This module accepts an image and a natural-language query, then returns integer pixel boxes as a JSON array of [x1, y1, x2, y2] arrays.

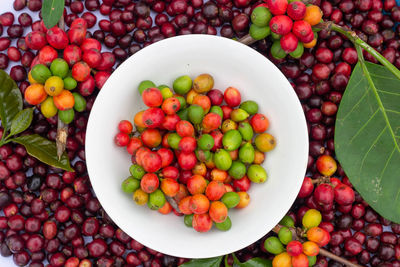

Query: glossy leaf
[[335, 61, 400, 223], [225, 255, 233, 267], [10, 108, 33, 137], [0, 70, 22, 132], [233, 254, 272, 267], [11, 134, 73, 171], [42, 0, 65, 29], [180, 256, 223, 267]]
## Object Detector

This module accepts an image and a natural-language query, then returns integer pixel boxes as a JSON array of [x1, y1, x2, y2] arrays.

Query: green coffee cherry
[[247, 164, 267, 183], [176, 96, 187, 109], [238, 122, 254, 141], [121, 176, 140, 194], [251, 7, 272, 27], [228, 161, 246, 179], [147, 189, 166, 210], [271, 40, 287, 59], [230, 109, 249, 122], [289, 42, 304, 59], [197, 134, 214, 151], [167, 133, 181, 150], [72, 93, 86, 112], [188, 104, 204, 124], [240, 101, 258, 115], [173, 75, 192, 95], [264, 237, 285, 255], [177, 108, 189, 121], [271, 32, 282, 40], [129, 164, 145, 179], [215, 216, 232, 231], [278, 227, 292, 245], [239, 142, 255, 164], [214, 149, 232, 171], [160, 87, 173, 99], [249, 24, 271, 40], [222, 130, 242, 151], [210, 106, 223, 118], [58, 109, 75, 124], [31, 64, 52, 83], [138, 80, 156, 95], [280, 215, 295, 228], [221, 192, 240, 208], [308, 256, 317, 266], [184, 214, 194, 227], [50, 58, 69, 78], [63, 77, 77, 90]]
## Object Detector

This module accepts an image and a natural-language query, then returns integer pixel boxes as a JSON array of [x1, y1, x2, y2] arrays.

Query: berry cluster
[[265, 209, 330, 267], [23, 18, 114, 121], [249, 0, 323, 59], [115, 73, 276, 233]]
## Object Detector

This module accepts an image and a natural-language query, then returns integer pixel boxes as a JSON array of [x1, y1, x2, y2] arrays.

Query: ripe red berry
[[46, 26, 69, 50], [142, 108, 165, 128], [313, 183, 334, 205], [334, 184, 355, 205], [280, 33, 298, 53], [286, 240, 303, 257], [298, 177, 314, 198], [118, 120, 133, 134], [287, 1, 306, 20], [292, 21, 312, 42], [269, 15, 293, 35], [266, 0, 289, 15], [142, 88, 163, 107], [114, 133, 129, 146]]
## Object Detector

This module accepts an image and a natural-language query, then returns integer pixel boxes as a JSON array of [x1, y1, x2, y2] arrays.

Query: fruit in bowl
[[86, 35, 308, 258], [115, 73, 276, 233]]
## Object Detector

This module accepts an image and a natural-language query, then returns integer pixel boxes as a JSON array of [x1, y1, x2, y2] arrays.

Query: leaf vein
[[358, 126, 387, 178], [377, 147, 396, 183], [358, 52, 400, 160], [370, 73, 399, 81], [349, 108, 379, 144], [340, 88, 369, 122], [386, 109, 400, 115], [377, 90, 400, 97]]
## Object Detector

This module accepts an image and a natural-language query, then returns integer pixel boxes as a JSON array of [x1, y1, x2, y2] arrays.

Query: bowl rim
[[86, 34, 309, 258]]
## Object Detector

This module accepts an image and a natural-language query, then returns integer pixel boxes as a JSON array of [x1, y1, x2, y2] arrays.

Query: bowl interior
[[86, 35, 308, 258]]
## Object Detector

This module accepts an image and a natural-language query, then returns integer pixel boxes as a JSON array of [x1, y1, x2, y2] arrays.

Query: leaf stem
[[323, 23, 400, 81], [238, 21, 400, 81], [55, 14, 68, 160]]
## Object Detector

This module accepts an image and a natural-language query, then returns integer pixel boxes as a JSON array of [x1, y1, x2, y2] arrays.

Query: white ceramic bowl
[[86, 35, 308, 259]]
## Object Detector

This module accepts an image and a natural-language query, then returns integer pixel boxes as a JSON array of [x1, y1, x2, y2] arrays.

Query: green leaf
[[180, 256, 223, 267], [10, 108, 33, 137], [335, 61, 400, 223], [233, 254, 272, 267], [225, 255, 233, 267], [0, 70, 22, 133], [11, 134, 73, 171], [42, 0, 65, 29]]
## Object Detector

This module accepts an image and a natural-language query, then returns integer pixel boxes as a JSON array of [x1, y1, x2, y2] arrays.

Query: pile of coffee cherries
[[264, 209, 330, 266], [249, 1, 322, 59], [0, 0, 399, 265], [115, 73, 276, 233], [23, 17, 113, 122]]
